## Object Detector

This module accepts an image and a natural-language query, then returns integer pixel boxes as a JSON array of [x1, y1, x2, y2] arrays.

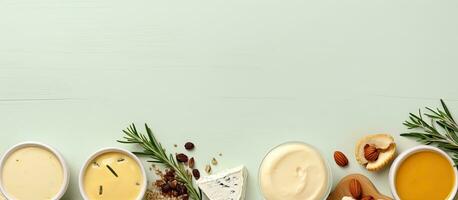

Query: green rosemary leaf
[[118, 123, 202, 200], [402, 100, 458, 165], [441, 99, 455, 122]]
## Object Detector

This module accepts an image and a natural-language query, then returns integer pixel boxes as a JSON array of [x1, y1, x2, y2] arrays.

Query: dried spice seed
[[211, 158, 218, 165], [176, 153, 189, 162], [192, 169, 201, 180], [188, 157, 195, 168], [99, 185, 103, 195], [184, 142, 195, 150], [205, 165, 212, 174]]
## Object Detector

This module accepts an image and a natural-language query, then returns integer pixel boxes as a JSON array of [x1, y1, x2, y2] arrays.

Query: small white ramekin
[[0, 141, 70, 200], [389, 145, 458, 200], [78, 147, 147, 200]]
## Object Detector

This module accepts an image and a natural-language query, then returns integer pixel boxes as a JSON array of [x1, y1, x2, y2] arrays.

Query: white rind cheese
[[196, 165, 248, 200]]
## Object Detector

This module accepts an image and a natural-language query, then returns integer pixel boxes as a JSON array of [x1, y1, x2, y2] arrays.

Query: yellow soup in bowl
[[395, 151, 455, 200]]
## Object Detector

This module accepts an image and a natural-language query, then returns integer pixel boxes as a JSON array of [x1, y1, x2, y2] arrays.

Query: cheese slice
[[196, 165, 248, 200]]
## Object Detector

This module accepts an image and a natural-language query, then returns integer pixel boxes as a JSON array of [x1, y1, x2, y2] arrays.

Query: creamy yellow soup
[[1, 147, 64, 200], [83, 152, 143, 200], [396, 151, 455, 200]]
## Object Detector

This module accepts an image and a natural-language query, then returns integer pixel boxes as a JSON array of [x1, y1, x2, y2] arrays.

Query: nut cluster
[[155, 169, 189, 200], [175, 142, 200, 180]]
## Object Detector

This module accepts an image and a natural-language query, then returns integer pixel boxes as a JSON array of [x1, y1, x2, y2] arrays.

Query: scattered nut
[[361, 196, 375, 200], [349, 179, 362, 199], [334, 151, 349, 167], [211, 157, 218, 166], [176, 153, 189, 163], [364, 144, 380, 162], [205, 164, 212, 174], [192, 169, 201, 180], [184, 142, 195, 150], [188, 157, 195, 168]]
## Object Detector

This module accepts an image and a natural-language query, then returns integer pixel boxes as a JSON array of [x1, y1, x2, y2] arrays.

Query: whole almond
[[361, 196, 374, 200], [188, 157, 195, 168], [349, 179, 362, 199], [334, 151, 349, 167], [364, 144, 380, 162]]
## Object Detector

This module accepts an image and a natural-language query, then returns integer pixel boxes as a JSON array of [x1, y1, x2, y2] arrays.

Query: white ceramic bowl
[[0, 141, 70, 200], [258, 141, 333, 200], [389, 145, 458, 200], [78, 147, 147, 200]]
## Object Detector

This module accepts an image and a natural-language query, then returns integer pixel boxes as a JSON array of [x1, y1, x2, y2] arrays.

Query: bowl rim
[[78, 147, 147, 200], [257, 141, 333, 200], [0, 141, 70, 200], [389, 145, 458, 200]]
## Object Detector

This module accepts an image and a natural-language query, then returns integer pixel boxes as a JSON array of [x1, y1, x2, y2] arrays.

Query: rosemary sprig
[[402, 99, 458, 164], [117, 123, 202, 200]]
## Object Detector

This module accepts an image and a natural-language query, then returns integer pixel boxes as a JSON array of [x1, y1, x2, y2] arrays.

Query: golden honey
[[396, 151, 455, 200]]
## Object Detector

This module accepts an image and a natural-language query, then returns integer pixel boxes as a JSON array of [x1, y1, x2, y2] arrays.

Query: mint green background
[[1, 0, 458, 199]]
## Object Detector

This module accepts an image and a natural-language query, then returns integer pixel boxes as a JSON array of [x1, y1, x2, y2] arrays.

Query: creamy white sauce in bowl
[[0, 142, 69, 200], [259, 142, 332, 200]]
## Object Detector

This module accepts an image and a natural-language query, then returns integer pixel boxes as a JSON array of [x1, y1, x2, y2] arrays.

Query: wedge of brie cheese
[[196, 165, 248, 200]]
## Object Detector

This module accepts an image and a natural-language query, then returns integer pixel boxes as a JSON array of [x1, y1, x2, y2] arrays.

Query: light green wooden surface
[[1, 0, 458, 199]]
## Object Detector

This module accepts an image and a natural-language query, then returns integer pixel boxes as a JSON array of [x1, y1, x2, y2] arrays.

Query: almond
[[334, 151, 349, 167], [364, 144, 380, 162], [188, 157, 195, 168], [349, 179, 362, 199], [361, 196, 374, 200]]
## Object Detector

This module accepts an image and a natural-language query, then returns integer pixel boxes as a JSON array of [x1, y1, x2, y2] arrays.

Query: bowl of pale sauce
[[79, 147, 147, 200], [0, 142, 70, 200], [258, 141, 332, 200]]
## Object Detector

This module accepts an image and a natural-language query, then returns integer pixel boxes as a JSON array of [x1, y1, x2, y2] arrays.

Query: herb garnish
[[106, 165, 118, 177], [402, 99, 458, 164], [117, 123, 202, 200]]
